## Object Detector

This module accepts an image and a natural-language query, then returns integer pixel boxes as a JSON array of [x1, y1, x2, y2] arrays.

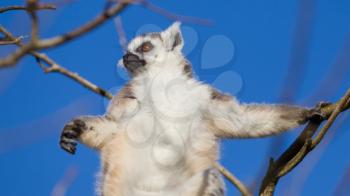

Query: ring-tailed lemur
[[60, 22, 327, 196]]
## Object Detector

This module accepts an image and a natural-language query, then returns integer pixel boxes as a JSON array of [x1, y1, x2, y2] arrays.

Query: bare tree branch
[[259, 90, 350, 196], [0, 4, 56, 13], [0, 26, 113, 100], [0, 35, 26, 45], [214, 162, 252, 196], [311, 94, 350, 148], [27, 0, 39, 42], [284, 112, 349, 196], [0, 0, 41, 67], [36, 2, 129, 49], [34, 53, 114, 99], [0, 0, 210, 68], [0, 2, 129, 68], [0, 39, 34, 67]]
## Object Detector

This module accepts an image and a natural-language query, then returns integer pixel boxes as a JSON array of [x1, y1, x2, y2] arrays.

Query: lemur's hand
[[60, 119, 87, 154], [307, 101, 332, 122]]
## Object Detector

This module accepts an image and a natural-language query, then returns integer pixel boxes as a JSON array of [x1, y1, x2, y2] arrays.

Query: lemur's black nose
[[122, 53, 146, 74], [123, 53, 140, 63]]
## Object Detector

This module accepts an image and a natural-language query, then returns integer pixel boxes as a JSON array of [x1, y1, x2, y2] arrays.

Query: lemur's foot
[[308, 101, 332, 121], [60, 119, 87, 154]]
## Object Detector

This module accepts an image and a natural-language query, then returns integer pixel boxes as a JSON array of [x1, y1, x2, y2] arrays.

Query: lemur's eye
[[137, 41, 153, 53]]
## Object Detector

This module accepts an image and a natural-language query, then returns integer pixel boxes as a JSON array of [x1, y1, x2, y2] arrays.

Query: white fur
[[110, 52, 215, 195], [68, 22, 310, 196]]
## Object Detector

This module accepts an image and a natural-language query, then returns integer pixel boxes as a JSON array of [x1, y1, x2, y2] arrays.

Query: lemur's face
[[119, 22, 183, 76]]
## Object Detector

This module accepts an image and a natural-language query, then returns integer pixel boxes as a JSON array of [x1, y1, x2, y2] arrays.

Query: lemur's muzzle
[[123, 53, 146, 73]]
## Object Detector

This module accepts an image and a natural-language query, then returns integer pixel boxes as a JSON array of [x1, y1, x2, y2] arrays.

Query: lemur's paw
[[307, 101, 332, 121], [60, 119, 87, 154]]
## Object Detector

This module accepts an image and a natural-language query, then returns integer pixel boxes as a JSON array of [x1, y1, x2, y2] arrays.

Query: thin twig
[[27, 0, 39, 42], [0, 4, 56, 13], [0, 26, 113, 100], [0, 2, 129, 67], [0, 0, 40, 67], [34, 53, 113, 99], [36, 2, 129, 49], [113, 16, 128, 51], [51, 165, 79, 196], [213, 162, 252, 196], [0, 40, 34, 67], [0, 36, 25, 45]]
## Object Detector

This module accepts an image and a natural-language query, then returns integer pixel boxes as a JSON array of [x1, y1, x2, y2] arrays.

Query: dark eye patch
[[136, 41, 154, 53]]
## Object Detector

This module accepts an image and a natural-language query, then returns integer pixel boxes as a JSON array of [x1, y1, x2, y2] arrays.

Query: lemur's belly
[[102, 76, 217, 195], [120, 108, 212, 191], [104, 105, 216, 193]]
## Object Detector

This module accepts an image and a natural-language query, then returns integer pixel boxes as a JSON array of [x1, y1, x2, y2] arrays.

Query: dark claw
[[59, 118, 87, 154], [60, 141, 76, 154], [63, 130, 78, 139]]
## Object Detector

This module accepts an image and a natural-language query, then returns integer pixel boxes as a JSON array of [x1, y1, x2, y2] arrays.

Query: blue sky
[[1, 0, 350, 195]]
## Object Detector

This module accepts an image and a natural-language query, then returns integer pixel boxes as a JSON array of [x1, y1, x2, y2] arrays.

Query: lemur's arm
[[205, 89, 318, 138], [60, 115, 117, 153], [60, 84, 138, 154]]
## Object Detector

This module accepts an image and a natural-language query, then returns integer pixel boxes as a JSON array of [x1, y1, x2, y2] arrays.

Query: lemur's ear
[[161, 21, 183, 52]]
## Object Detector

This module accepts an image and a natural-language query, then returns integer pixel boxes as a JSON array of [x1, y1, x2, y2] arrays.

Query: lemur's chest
[[135, 69, 209, 115], [131, 69, 211, 127], [117, 71, 213, 180], [125, 73, 208, 142], [101, 69, 218, 195]]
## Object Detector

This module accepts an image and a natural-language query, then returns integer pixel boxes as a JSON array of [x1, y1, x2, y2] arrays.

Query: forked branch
[[259, 90, 350, 196]]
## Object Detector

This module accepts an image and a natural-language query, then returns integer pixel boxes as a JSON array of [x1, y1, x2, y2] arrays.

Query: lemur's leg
[[206, 89, 328, 138], [60, 115, 118, 154], [198, 168, 225, 196]]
